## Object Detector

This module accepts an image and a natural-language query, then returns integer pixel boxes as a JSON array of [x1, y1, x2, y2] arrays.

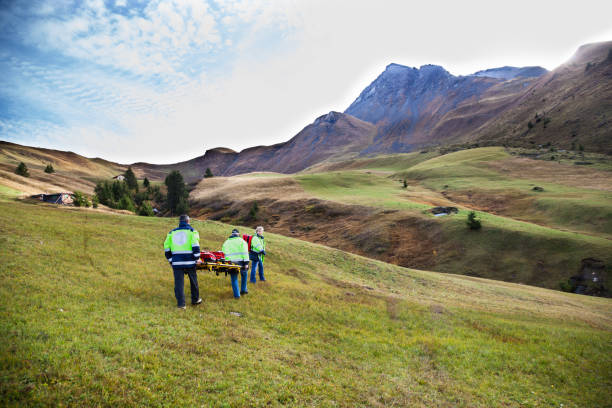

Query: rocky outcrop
[[345, 63, 546, 153]]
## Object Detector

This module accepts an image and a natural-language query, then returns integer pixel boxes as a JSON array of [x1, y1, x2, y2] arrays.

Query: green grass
[[394, 147, 612, 237], [296, 171, 431, 211], [0, 185, 23, 197], [304, 151, 440, 173], [287, 147, 612, 289], [1, 194, 611, 407]]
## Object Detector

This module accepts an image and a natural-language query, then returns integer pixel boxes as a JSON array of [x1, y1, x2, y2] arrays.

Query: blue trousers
[[173, 267, 199, 307], [230, 269, 248, 298], [250, 258, 265, 282]]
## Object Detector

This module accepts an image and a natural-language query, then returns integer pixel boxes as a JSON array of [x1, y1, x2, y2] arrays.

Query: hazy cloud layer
[[1, 0, 611, 163]]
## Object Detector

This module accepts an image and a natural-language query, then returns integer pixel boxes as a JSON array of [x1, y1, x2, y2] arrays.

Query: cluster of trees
[[15, 159, 192, 217], [94, 168, 163, 216], [94, 168, 190, 216]]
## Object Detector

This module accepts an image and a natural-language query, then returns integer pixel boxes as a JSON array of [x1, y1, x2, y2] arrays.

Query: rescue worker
[[164, 215, 202, 309], [249, 226, 266, 283], [221, 228, 250, 298]]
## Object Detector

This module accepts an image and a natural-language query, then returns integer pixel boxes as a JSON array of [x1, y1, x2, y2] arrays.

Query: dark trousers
[[173, 267, 199, 307]]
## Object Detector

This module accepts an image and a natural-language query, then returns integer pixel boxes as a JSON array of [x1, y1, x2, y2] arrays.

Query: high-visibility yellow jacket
[[222, 234, 249, 264], [251, 234, 265, 253], [164, 222, 200, 268]]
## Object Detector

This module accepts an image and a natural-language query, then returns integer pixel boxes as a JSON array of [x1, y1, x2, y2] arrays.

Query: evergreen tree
[[119, 195, 135, 212], [176, 197, 189, 215], [165, 170, 188, 215], [204, 168, 213, 178], [15, 162, 29, 177], [124, 167, 138, 191], [143, 177, 150, 188], [44, 164, 55, 174]]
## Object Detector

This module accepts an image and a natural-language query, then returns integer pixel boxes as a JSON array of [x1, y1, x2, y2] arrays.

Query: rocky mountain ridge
[[4, 41, 610, 181]]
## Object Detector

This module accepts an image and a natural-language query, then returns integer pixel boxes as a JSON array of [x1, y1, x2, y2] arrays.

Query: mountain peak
[[313, 111, 342, 125], [384, 63, 412, 72]]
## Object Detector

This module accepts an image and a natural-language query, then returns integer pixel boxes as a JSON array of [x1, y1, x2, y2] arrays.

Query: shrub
[[138, 201, 154, 216], [560, 280, 575, 293], [92, 195, 99, 208], [403, 179, 407, 188], [15, 162, 29, 177], [204, 168, 213, 178], [118, 195, 135, 212], [143, 177, 150, 188], [44, 164, 55, 174], [73, 191, 91, 207], [466, 211, 482, 230], [527, 121, 534, 129], [246, 201, 259, 221]]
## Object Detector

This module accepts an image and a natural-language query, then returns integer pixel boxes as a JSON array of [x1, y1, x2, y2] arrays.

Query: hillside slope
[[474, 41, 612, 153], [0, 141, 127, 195], [153, 112, 377, 181], [0, 193, 610, 407], [190, 147, 612, 290]]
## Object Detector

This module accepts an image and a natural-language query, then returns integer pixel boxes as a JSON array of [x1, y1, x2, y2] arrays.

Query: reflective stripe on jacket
[[164, 222, 200, 268], [222, 235, 249, 262]]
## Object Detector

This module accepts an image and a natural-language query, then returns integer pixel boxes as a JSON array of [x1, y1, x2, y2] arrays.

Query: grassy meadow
[[1, 193, 611, 407]]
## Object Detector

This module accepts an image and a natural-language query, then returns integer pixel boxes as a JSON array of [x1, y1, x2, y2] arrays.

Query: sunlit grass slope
[[1, 196, 611, 407], [397, 147, 612, 238], [289, 149, 612, 288]]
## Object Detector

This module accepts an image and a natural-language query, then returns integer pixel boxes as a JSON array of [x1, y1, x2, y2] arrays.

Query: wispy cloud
[[0, 0, 298, 162]]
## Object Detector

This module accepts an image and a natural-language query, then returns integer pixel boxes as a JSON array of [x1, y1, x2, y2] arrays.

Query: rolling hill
[[189, 147, 612, 291], [0, 141, 127, 195], [0, 189, 610, 407]]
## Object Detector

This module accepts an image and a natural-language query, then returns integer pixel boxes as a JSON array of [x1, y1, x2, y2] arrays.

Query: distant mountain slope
[[473, 41, 612, 153], [2, 41, 609, 189], [344, 63, 546, 153], [0, 141, 126, 194], [162, 112, 377, 181]]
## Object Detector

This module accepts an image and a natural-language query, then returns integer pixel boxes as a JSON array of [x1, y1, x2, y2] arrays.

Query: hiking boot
[[240, 291, 248, 295], [192, 298, 202, 305], [178, 306, 186, 310]]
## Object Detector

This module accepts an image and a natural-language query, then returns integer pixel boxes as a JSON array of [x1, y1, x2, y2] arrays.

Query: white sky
[[1, 0, 611, 163]]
